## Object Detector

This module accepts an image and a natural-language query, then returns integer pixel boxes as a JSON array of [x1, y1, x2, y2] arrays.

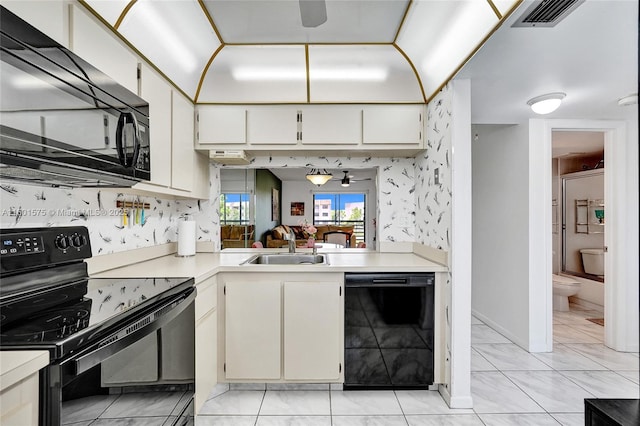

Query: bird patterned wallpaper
[[415, 83, 452, 252], [0, 182, 218, 256], [0, 91, 453, 257]]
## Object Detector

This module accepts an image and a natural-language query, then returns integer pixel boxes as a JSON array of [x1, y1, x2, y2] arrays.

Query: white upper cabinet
[[140, 63, 172, 187], [300, 106, 361, 145], [246, 107, 299, 145], [363, 105, 423, 145], [70, 5, 139, 94], [197, 106, 246, 145], [1, 0, 68, 46], [171, 92, 195, 192], [308, 45, 424, 103]]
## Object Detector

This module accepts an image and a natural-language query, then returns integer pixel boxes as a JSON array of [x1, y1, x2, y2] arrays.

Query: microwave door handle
[[115, 111, 141, 168]]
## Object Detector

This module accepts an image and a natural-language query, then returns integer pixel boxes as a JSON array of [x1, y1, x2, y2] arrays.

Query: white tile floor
[[197, 304, 639, 426]]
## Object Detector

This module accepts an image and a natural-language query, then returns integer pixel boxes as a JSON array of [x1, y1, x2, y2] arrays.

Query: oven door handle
[[69, 289, 195, 375]]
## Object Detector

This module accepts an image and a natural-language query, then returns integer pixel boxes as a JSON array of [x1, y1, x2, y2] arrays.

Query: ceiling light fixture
[[341, 171, 350, 187], [306, 169, 332, 186], [527, 92, 566, 114], [618, 93, 638, 107]]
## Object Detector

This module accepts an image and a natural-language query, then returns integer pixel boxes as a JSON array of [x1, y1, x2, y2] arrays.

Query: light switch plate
[[434, 168, 440, 185]]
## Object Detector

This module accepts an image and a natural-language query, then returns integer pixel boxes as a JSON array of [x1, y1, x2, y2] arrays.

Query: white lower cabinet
[[221, 273, 343, 383], [283, 281, 342, 380], [224, 280, 282, 380], [195, 276, 218, 413]]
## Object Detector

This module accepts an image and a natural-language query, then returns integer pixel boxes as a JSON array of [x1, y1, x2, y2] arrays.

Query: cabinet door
[[70, 5, 139, 94], [225, 281, 281, 380], [195, 308, 217, 413], [362, 105, 424, 145], [140, 64, 172, 187], [283, 281, 342, 380], [198, 106, 246, 145], [171, 92, 195, 192], [195, 276, 217, 413], [301, 106, 361, 145], [2, 1, 67, 46], [246, 107, 299, 145]]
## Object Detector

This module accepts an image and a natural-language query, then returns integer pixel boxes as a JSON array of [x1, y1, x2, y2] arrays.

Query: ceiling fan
[[299, 0, 327, 28], [341, 171, 372, 187]]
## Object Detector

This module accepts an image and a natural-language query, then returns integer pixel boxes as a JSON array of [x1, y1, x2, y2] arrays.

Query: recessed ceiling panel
[[84, 0, 130, 26], [203, 0, 409, 43], [198, 46, 307, 103], [308, 45, 424, 103], [397, 0, 499, 100], [492, 0, 522, 16], [119, 0, 220, 97]]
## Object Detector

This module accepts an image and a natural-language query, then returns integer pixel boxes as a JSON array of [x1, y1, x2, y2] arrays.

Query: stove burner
[[1, 302, 91, 342]]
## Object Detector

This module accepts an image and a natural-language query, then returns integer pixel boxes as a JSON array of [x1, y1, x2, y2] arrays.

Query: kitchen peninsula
[[90, 248, 448, 414]]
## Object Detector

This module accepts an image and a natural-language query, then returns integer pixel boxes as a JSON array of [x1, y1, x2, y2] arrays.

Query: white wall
[[471, 122, 531, 349]]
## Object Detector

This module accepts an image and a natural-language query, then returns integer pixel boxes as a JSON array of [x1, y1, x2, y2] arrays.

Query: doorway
[[529, 119, 638, 353]]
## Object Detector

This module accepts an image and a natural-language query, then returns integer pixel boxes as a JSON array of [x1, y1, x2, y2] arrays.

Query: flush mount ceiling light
[[299, 0, 327, 28], [527, 92, 566, 114], [341, 171, 351, 187], [306, 169, 332, 186], [618, 93, 638, 107]]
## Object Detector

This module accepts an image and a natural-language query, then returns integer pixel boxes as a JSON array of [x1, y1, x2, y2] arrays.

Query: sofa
[[266, 224, 356, 248], [221, 224, 254, 248]]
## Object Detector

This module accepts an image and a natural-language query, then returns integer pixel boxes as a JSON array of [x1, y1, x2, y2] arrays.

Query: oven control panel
[[0, 226, 92, 272], [1, 235, 44, 257]]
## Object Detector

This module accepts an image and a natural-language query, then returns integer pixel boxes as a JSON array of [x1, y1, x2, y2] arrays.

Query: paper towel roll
[[177, 220, 196, 257]]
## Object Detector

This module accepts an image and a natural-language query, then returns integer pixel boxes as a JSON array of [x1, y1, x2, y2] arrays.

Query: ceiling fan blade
[[299, 0, 327, 28]]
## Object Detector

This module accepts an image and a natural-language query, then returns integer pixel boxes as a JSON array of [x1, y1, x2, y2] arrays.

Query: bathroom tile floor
[[198, 304, 639, 426]]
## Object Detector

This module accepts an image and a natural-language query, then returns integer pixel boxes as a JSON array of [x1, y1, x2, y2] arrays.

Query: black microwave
[[0, 6, 150, 188]]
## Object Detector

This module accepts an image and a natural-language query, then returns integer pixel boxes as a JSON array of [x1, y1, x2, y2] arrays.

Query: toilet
[[580, 248, 605, 276], [552, 274, 581, 312]]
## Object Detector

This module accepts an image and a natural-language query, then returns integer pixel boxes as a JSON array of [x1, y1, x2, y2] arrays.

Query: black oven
[[344, 272, 435, 390], [0, 227, 195, 426]]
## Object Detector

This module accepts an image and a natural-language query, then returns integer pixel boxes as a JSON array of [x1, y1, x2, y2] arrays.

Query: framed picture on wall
[[272, 188, 280, 221], [290, 202, 305, 216]]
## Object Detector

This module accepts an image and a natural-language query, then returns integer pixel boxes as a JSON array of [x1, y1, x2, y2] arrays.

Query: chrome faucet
[[288, 229, 296, 253]]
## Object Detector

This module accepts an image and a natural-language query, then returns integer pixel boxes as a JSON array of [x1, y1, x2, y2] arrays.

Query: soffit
[[81, 0, 522, 103]]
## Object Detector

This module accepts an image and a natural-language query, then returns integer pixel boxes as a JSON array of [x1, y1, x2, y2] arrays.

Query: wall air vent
[[512, 0, 585, 27]]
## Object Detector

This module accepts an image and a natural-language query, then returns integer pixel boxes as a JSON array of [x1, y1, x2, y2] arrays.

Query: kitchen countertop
[[0, 351, 49, 391], [93, 249, 448, 282]]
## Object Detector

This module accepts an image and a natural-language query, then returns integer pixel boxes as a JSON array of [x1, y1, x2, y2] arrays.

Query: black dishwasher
[[344, 272, 434, 390]]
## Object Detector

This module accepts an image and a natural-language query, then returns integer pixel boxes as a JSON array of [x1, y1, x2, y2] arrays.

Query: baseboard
[[438, 384, 474, 409], [471, 309, 530, 351]]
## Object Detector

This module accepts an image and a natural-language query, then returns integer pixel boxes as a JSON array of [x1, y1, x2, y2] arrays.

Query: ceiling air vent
[[512, 0, 585, 28]]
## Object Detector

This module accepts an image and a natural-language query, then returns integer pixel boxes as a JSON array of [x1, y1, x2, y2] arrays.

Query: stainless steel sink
[[241, 253, 328, 265]]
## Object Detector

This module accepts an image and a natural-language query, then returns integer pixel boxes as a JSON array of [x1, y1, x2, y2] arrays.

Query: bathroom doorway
[[551, 131, 606, 344], [530, 119, 638, 353]]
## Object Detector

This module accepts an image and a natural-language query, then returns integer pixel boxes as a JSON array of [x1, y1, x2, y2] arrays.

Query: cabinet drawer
[[195, 278, 217, 320]]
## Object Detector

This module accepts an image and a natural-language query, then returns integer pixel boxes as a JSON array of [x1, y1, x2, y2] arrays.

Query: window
[[313, 193, 366, 244], [220, 193, 250, 225]]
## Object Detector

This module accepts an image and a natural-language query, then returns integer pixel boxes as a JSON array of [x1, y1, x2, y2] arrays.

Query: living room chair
[[323, 231, 350, 247]]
